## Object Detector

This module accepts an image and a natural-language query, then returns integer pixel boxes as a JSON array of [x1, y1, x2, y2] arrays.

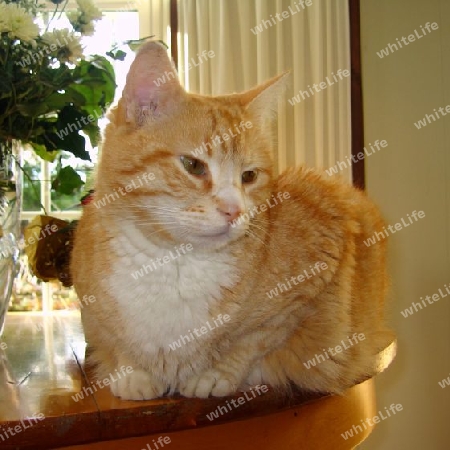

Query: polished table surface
[[0, 312, 396, 450]]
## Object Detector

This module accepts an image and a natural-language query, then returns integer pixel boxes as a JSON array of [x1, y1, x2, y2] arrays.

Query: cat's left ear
[[122, 41, 185, 126], [242, 72, 290, 123]]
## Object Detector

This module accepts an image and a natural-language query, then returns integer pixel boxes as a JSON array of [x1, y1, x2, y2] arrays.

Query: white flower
[[77, 0, 103, 21], [0, 3, 39, 42], [66, 10, 80, 26], [67, 0, 102, 36], [42, 29, 84, 63]]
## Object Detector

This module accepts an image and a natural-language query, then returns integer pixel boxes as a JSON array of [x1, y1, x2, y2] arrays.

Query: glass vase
[[0, 141, 22, 335]]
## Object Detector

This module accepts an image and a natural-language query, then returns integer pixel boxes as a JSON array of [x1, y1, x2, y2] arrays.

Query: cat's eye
[[180, 156, 206, 176], [242, 170, 258, 184]]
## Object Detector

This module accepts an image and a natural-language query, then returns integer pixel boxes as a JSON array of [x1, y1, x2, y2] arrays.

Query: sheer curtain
[[176, 0, 351, 180], [138, 0, 172, 47]]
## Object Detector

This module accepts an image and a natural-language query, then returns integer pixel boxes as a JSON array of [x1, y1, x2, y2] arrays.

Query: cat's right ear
[[121, 41, 184, 126], [242, 72, 290, 124]]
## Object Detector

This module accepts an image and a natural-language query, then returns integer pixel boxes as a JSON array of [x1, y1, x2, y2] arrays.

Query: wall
[[360, 0, 450, 448]]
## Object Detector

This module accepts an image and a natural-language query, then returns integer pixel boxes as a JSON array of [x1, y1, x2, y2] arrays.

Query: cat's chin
[[187, 228, 245, 251]]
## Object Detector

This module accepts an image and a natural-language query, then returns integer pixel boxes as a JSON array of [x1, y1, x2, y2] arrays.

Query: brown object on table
[[24, 215, 76, 287], [0, 313, 396, 450]]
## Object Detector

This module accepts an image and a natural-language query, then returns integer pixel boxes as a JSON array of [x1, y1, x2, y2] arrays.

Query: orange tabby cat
[[71, 41, 393, 400]]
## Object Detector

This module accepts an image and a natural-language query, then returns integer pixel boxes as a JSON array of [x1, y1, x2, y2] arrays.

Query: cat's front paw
[[110, 367, 165, 400], [180, 369, 237, 398]]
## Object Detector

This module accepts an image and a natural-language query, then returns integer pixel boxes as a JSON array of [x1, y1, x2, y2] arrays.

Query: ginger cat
[[71, 41, 393, 400]]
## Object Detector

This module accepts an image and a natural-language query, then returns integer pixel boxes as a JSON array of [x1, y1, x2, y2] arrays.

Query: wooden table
[[0, 313, 396, 450]]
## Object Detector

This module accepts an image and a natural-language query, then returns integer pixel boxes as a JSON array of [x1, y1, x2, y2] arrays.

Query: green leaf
[[106, 49, 127, 61], [51, 166, 84, 196], [66, 84, 94, 105], [69, 57, 116, 108], [61, 87, 88, 105], [31, 144, 59, 162], [82, 123, 101, 147], [42, 92, 71, 111], [125, 36, 158, 51], [0, 72, 10, 95], [0, 41, 117, 165], [35, 106, 91, 160], [48, 131, 90, 161], [16, 103, 50, 117]]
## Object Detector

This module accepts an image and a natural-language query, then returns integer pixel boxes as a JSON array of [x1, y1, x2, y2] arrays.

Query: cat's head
[[98, 41, 288, 251]]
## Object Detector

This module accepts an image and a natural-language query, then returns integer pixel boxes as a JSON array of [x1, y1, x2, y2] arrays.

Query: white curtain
[[176, 0, 351, 180], [138, 0, 172, 45]]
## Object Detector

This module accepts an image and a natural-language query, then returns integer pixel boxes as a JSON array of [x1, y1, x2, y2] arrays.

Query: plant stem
[[58, 0, 70, 20], [14, 157, 48, 215], [44, 4, 59, 33]]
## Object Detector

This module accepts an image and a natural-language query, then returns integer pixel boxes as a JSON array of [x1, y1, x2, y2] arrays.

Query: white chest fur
[[105, 221, 238, 355]]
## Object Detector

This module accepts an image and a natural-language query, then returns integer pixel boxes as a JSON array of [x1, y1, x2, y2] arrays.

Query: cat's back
[[259, 166, 387, 294], [272, 166, 384, 236]]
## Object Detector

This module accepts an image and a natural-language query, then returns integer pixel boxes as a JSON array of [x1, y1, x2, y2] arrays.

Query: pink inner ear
[[123, 41, 183, 124], [135, 84, 156, 107], [126, 69, 162, 113], [126, 81, 168, 123]]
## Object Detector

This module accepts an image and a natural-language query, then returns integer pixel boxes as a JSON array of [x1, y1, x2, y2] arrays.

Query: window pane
[[49, 155, 93, 212], [22, 149, 42, 212], [10, 221, 42, 312]]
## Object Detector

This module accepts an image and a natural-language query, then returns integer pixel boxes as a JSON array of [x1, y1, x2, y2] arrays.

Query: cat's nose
[[217, 203, 242, 223]]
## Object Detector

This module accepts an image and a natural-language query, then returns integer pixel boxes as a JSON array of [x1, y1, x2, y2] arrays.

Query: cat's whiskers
[[125, 205, 181, 214], [246, 216, 272, 239], [247, 221, 289, 267], [133, 221, 179, 226], [144, 206, 181, 213], [251, 216, 271, 226], [143, 225, 186, 239], [248, 220, 271, 238], [125, 201, 180, 208], [245, 228, 267, 248], [125, 207, 181, 224]]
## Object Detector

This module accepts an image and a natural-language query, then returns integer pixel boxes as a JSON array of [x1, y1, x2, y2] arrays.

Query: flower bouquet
[[0, 0, 116, 178]]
